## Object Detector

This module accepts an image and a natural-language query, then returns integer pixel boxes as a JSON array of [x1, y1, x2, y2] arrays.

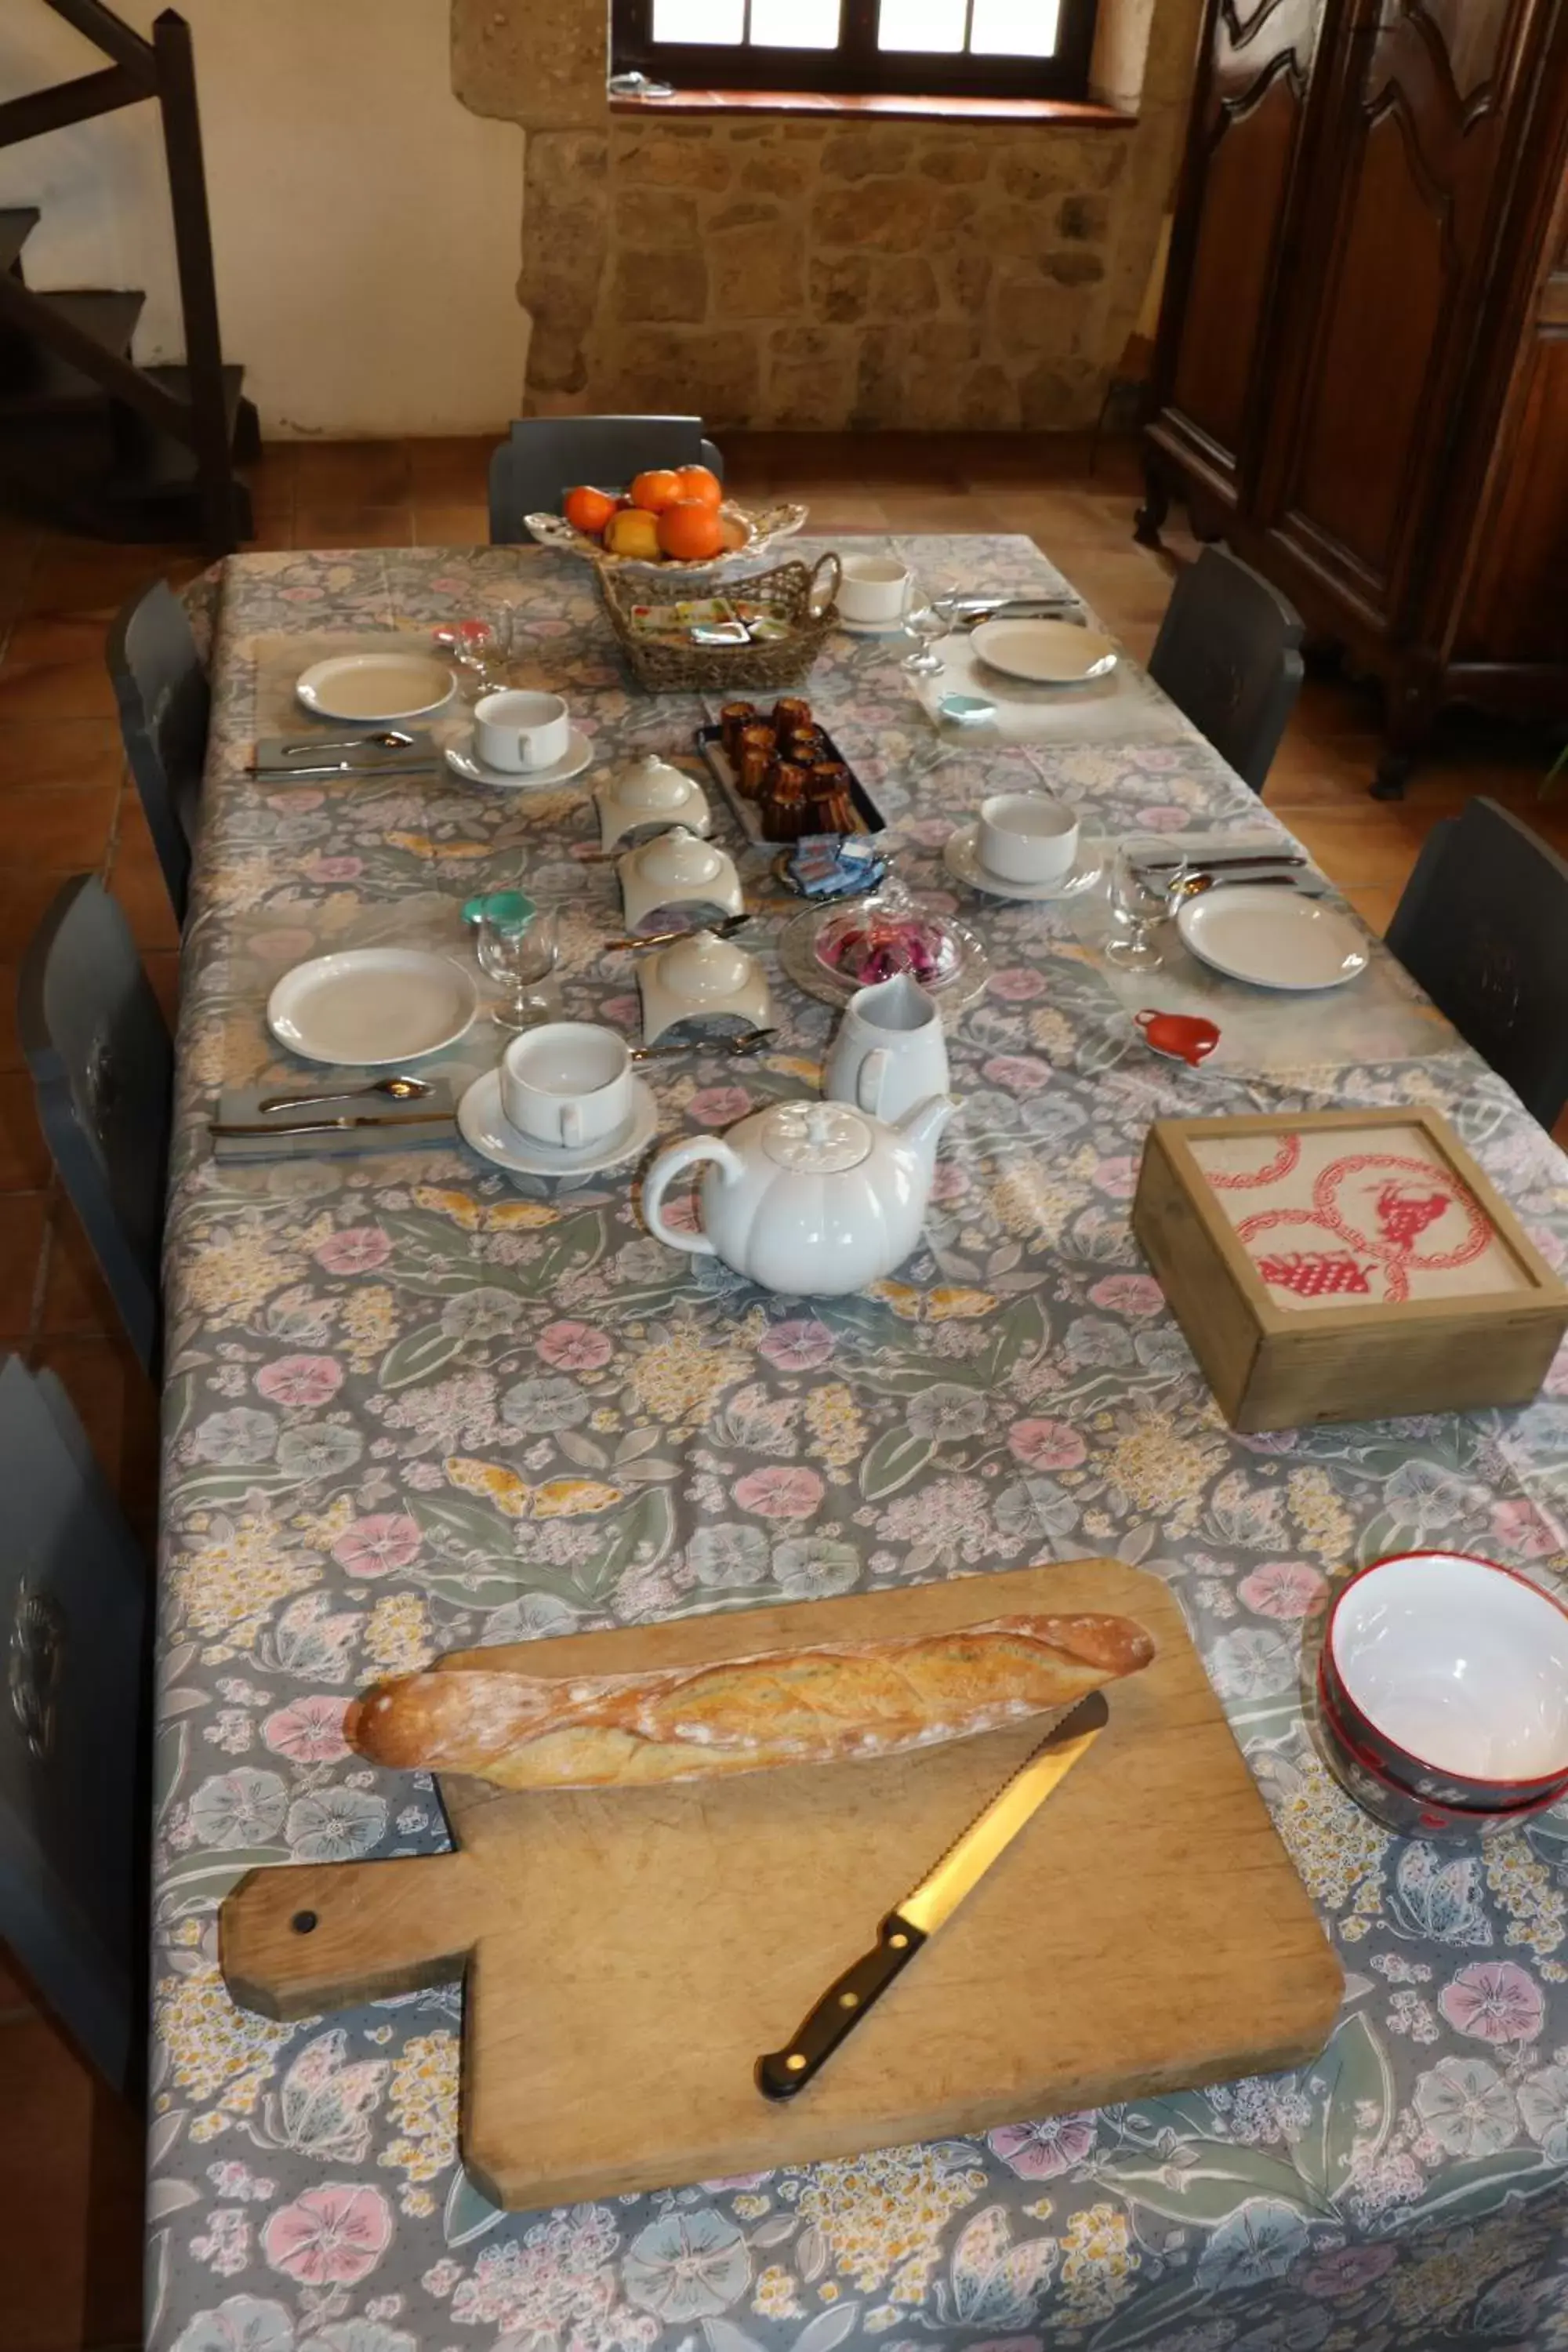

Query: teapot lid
[[760, 1101, 872, 1174], [619, 753, 692, 811]]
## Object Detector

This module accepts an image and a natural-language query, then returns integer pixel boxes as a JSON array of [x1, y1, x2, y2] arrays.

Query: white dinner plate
[[458, 1069, 659, 1176], [970, 619, 1119, 686], [296, 653, 456, 722], [268, 949, 478, 1065], [444, 728, 594, 790], [942, 823, 1103, 902], [1177, 886, 1369, 991]]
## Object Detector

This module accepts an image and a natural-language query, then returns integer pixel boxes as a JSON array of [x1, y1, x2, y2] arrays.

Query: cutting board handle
[[222, 1852, 485, 2020]]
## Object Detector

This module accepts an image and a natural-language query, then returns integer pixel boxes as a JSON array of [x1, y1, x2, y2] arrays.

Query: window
[[612, 1, 1099, 102]]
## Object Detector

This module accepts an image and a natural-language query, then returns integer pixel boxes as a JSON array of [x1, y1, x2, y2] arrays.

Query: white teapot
[[641, 1094, 955, 1297]]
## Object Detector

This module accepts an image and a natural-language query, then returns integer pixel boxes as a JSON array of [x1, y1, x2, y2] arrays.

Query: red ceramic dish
[[1315, 1666, 1563, 1839], [1323, 1551, 1568, 1809]]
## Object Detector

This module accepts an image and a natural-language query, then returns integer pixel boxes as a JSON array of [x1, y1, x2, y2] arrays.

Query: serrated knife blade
[[755, 1689, 1109, 2100]]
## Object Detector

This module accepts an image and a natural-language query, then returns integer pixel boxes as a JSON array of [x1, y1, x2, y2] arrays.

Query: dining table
[[148, 534, 1568, 2352]]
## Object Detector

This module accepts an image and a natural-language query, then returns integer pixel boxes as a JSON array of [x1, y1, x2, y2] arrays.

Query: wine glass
[[472, 894, 559, 1030], [1105, 849, 1189, 971], [902, 593, 956, 676]]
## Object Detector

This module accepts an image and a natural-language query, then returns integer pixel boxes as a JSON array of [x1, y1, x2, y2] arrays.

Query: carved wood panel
[[1160, 0, 1325, 478], [1276, 0, 1535, 618]]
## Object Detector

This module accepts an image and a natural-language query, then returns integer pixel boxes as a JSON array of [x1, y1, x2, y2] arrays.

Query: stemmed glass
[[902, 592, 956, 676], [1105, 849, 1189, 971], [470, 892, 559, 1030], [435, 612, 514, 702]]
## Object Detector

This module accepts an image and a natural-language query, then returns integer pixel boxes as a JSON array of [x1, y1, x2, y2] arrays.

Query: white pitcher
[[824, 971, 949, 1125]]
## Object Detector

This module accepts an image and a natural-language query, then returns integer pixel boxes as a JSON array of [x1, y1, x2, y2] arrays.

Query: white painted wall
[[0, 0, 526, 436]]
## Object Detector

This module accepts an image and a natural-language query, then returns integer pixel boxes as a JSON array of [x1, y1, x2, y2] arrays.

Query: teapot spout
[[894, 1093, 956, 1163]]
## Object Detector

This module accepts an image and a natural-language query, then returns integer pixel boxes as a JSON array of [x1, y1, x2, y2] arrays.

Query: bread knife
[[755, 1689, 1109, 2100]]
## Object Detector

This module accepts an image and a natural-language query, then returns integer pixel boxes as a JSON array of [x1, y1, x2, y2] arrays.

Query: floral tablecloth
[[152, 540, 1568, 2352]]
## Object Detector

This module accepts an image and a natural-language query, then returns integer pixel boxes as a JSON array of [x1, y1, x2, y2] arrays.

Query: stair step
[[0, 287, 147, 415], [0, 208, 40, 276], [104, 362, 251, 499]]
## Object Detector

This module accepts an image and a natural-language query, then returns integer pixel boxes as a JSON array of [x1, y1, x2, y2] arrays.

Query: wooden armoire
[[1138, 1, 1568, 796]]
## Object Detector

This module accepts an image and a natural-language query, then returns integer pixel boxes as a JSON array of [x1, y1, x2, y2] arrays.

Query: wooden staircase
[[0, 4, 256, 554]]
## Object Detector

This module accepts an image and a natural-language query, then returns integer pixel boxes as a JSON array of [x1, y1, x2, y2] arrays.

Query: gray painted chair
[[107, 578, 210, 924], [0, 1355, 147, 2095], [1148, 546, 1305, 794], [1386, 797, 1568, 1129], [488, 416, 724, 543], [18, 877, 173, 1375]]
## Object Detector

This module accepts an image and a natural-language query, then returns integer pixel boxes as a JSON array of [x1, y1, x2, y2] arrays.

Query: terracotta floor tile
[[1284, 810, 1426, 889], [0, 867, 87, 952], [0, 658, 118, 724], [0, 2013, 143, 2352], [0, 967, 20, 1074], [28, 544, 201, 616], [408, 437, 494, 500], [412, 505, 491, 547], [0, 1944, 38, 2016], [1345, 884, 1403, 937], [293, 438, 413, 503], [38, 1200, 119, 1343], [0, 785, 120, 869], [33, 1334, 159, 1543], [143, 949, 180, 1031], [293, 505, 415, 549], [0, 1192, 46, 1340], [1, 615, 112, 672], [877, 493, 1009, 532], [107, 844, 181, 952], [0, 1071, 49, 1192], [0, 719, 125, 795]]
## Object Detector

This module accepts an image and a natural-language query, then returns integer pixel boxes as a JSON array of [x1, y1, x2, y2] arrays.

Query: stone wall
[[454, 0, 1204, 433]]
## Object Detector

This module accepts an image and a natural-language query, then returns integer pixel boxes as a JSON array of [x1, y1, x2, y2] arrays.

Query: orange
[[604, 507, 663, 560], [657, 499, 726, 561], [629, 468, 683, 514], [563, 485, 617, 537], [672, 463, 723, 509]]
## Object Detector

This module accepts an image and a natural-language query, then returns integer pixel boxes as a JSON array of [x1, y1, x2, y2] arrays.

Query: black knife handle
[[755, 1912, 927, 2100]]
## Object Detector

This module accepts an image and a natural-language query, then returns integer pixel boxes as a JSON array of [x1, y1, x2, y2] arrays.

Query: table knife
[[1138, 849, 1305, 873], [755, 1689, 1109, 2100], [210, 1109, 455, 1138]]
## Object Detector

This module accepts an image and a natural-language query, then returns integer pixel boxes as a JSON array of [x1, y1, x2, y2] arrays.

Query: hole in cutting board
[[292, 1910, 318, 1933]]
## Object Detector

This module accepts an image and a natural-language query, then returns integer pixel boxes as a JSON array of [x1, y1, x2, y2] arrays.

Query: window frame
[[611, 0, 1099, 103]]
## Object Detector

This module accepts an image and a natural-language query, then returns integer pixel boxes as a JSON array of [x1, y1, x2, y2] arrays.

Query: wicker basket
[[599, 554, 842, 694]]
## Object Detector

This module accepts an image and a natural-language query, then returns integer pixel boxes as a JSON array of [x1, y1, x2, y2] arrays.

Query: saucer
[[457, 1070, 658, 1176], [445, 728, 594, 790], [838, 614, 911, 637], [943, 824, 1102, 902]]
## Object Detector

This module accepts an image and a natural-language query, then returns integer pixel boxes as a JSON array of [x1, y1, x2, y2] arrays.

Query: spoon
[[277, 729, 417, 757], [604, 912, 752, 952], [257, 1073, 436, 1115], [631, 1027, 776, 1063]]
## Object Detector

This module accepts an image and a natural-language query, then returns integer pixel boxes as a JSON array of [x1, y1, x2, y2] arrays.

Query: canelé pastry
[[346, 1611, 1156, 1791], [735, 723, 777, 799], [720, 701, 759, 760]]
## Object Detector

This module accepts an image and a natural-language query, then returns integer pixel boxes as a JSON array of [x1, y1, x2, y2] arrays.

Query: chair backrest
[[1147, 546, 1305, 793], [1385, 797, 1568, 1127], [17, 877, 173, 1374], [488, 416, 724, 543], [0, 1356, 147, 2094], [106, 578, 209, 924]]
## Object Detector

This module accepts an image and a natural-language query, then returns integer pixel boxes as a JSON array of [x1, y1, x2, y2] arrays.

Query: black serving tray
[[696, 722, 887, 847]]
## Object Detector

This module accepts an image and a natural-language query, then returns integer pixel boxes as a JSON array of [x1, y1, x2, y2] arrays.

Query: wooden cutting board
[[221, 1559, 1342, 2208]]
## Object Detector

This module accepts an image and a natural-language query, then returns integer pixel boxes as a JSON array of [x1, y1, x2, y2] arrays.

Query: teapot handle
[[641, 1136, 742, 1257]]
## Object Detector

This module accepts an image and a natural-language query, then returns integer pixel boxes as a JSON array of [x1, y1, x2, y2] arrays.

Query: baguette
[[345, 1611, 1155, 1791]]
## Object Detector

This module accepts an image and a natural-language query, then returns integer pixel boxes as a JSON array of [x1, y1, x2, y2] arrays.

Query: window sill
[[608, 87, 1136, 128]]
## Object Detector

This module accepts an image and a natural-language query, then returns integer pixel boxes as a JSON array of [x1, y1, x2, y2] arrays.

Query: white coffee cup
[[474, 689, 571, 775], [837, 554, 913, 627], [978, 792, 1080, 885], [499, 1022, 632, 1152]]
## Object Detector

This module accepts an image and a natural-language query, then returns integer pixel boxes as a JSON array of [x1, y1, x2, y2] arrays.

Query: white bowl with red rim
[[1322, 1550, 1568, 1809]]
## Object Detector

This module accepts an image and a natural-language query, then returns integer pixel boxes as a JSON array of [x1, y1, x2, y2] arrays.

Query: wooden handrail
[[0, 63, 148, 151], [42, 0, 156, 77]]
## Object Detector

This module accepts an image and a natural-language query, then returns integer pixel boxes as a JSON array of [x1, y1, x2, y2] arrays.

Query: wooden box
[[1132, 1109, 1568, 1432]]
